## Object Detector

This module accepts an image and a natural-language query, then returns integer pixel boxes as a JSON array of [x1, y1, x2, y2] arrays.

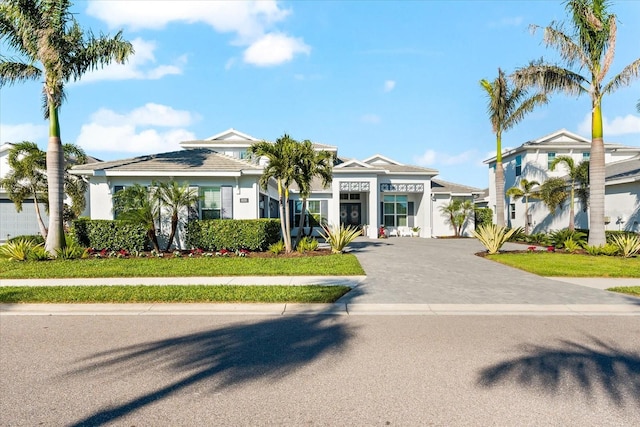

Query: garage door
[[0, 199, 47, 242]]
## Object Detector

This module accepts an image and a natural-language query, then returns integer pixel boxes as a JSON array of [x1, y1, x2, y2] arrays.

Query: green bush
[[7, 234, 44, 245], [474, 208, 493, 229], [0, 239, 39, 261], [549, 229, 587, 249], [606, 230, 638, 243], [584, 243, 619, 256], [55, 243, 87, 260], [71, 219, 148, 251], [186, 219, 281, 251], [563, 238, 582, 253], [525, 233, 551, 246], [297, 236, 319, 253], [268, 240, 285, 255]]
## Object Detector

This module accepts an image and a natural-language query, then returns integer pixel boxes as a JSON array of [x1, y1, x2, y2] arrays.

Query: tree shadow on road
[[477, 336, 640, 406], [65, 314, 353, 426]]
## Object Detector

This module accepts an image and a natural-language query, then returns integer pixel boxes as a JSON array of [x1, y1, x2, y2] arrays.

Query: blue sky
[[2, 0, 639, 188]]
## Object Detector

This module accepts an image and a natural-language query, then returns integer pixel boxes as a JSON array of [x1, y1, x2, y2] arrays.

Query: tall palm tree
[[480, 68, 548, 227], [0, 142, 48, 238], [156, 181, 200, 251], [248, 134, 299, 253], [512, 0, 640, 246], [0, 0, 133, 255], [506, 178, 540, 235], [292, 140, 334, 249], [549, 155, 589, 231]]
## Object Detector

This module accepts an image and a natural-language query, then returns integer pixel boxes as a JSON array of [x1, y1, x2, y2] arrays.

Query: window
[[583, 152, 590, 160], [548, 152, 556, 169], [240, 150, 250, 160], [294, 200, 322, 227], [200, 187, 221, 219], [515, 155, 522, 176], [510, 203, 516, 220], [340, 193, 361, 200], [112, 185, 126, 219], [383, 195, 408, 227]]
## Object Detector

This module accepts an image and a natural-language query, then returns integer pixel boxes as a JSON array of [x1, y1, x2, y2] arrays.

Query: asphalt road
[[2, 315, 639, 426]]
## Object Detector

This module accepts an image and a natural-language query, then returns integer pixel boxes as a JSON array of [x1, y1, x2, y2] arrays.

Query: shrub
[[268, 241, 285, 255], [55, 243, 87, 260], [609, 234, 640, 258], [7, 234, 45, 245], [319, 223, 361, 254], [186, 219, 281, 251], [71, 219, 148, 251], [508, 227, 527, 243], [584, 243, 619, 256], [474, 208, 493, 229], [297, 237, 319, 253], [549, 229, 587, 249], [563, 238, 582, 253], [472, 224, 519, 255], [0, 239, 39, 261], [525, 233, 551, 246], [606, 230, 638, 243]]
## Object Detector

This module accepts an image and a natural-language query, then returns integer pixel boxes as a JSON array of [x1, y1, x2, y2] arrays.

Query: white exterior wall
[[331, 174, 379, 238], [605, 182, 640, 233], [431, 195, 476, 237], [378, 175, 432, 238]]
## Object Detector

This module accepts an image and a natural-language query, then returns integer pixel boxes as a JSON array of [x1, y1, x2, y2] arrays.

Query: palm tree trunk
[[568, 184, 575, 231], [165, 214, 178, 251], [32, 194, 48, 240], [524, 197, 529, 235], [588, 103, 606, 246], [293, 198, 307, 250], [283, 188, 292, 253], [45, 104, 65, 256], [276, 180, 289, 251], [495, 162, 505, 227]]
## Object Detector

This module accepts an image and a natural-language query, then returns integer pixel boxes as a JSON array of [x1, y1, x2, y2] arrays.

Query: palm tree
[[549, 156, 589, 231], [156, 181, 200, 251], [506, 178, 540, 235], [112, 184, 162, 252], [512, 0, 640, 246], [248, 134, 299, 253], [62, 143, 88, 222], [292, 140, 334, 249], [439, 199, 475, 237], [0, 142, 48, 238], [0, 0, 133, 255], [480, 68, 548, 227]]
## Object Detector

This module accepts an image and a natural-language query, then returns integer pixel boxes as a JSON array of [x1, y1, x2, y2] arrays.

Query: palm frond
[[512, 59, 588, 97], [601, 57, 640, 96], [541, 23, 591, 70], [0, 60, 41, 86]]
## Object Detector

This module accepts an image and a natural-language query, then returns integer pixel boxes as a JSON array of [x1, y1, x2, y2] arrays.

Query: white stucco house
[[484, 129, 640, 233], [67, 128, 482, 247]]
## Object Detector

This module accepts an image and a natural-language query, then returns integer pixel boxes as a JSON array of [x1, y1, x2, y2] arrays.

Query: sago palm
[[0, 0, 133, 255], [512, 0, 640, 246], [480, 68, 547, 227], [506, 178, 540, 235], [549, 155, 589, 231]]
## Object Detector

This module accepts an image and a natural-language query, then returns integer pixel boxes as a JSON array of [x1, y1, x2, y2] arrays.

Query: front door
[[340, 203, 361, 227]]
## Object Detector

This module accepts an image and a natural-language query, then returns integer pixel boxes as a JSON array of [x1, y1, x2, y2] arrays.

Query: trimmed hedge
[[474, 207, 493, 229], [186, 219, 281, 251], [71, 219, 148, 251]]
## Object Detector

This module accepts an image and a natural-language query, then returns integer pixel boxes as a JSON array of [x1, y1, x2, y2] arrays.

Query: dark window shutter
[[221, 186, 233, 219], [320, 200, 328, 225]]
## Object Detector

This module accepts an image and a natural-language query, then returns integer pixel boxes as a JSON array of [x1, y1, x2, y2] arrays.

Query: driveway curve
[[340, 237, 640, 305]]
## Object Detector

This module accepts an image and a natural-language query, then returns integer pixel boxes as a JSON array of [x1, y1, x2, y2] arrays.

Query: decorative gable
[[335, 159, 374, 169], [362, 154, 403, 166], [531, 129, 590, 146], [206, 128, 259, 142]]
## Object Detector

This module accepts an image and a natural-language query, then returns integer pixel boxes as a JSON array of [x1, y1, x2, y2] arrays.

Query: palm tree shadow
[[477, 336, 640, 406], [66, 314, 353, 426]]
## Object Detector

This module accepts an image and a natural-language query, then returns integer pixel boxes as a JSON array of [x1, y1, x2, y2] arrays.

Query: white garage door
[[0, 199, 47, 242]]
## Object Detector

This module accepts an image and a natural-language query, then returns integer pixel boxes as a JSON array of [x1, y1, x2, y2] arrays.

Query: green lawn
[[486, 252, 640, 277], [607, 287, 640, 297], [0, 254, 365, 279], [0, 285, 351, 303]]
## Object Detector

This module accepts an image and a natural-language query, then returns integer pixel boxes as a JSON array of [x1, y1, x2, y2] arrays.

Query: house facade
[[69, 128, 482, 247], [485, 129, 640, 233]]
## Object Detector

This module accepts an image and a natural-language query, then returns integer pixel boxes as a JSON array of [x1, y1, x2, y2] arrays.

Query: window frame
[[383, 195, 408, 227], [200, 186, 221, 220]]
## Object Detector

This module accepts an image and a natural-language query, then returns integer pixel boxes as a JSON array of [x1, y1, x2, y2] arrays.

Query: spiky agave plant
[[319, 224, 361, 254], [609, 234, 640, 258], [472, 224, 519, 254]]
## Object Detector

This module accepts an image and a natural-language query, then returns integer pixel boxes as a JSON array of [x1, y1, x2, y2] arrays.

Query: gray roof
[[72, 148, 261, 174], [606, 155, 640, 183], [431, 179, 483, 194]]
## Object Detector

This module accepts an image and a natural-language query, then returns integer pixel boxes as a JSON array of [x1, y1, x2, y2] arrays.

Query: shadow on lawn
[[477, 336, 640, 407], [66, 314, 353, 426]]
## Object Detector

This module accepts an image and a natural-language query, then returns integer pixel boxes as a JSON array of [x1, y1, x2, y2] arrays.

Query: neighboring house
[[71, 128, 480, 248], [1, 142, 48, 241], [430, 179, 483, 237], [484, 129, 640, 233]]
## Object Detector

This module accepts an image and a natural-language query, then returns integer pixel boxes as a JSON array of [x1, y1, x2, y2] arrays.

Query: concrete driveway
[[340, 237, 640, 305]]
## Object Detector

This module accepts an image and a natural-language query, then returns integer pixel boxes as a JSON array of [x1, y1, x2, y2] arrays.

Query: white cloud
[[578, 112, 640, 136], [75, 104, 198, 154], [0, 123, 48, 143], [414, 149, 477, 167], [383, 80, 396, 92], [86, 1, 308, 67], [488, 16, 524, 28], [360, 114, 381, 124], [243, 33, 310, 67], [77, 38, 185, 84]]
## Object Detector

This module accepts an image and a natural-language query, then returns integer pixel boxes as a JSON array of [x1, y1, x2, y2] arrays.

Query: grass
[[0, 254, 365, 279], [0, 285, 352, 303], [607, 287, 640, 297], [486, 252, 640, 277]]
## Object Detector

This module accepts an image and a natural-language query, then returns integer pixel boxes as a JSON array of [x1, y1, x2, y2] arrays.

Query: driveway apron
[[340, 237, 640, 305]]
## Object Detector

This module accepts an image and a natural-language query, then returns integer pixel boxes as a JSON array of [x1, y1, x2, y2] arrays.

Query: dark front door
[[340, 203, 361, 227]]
